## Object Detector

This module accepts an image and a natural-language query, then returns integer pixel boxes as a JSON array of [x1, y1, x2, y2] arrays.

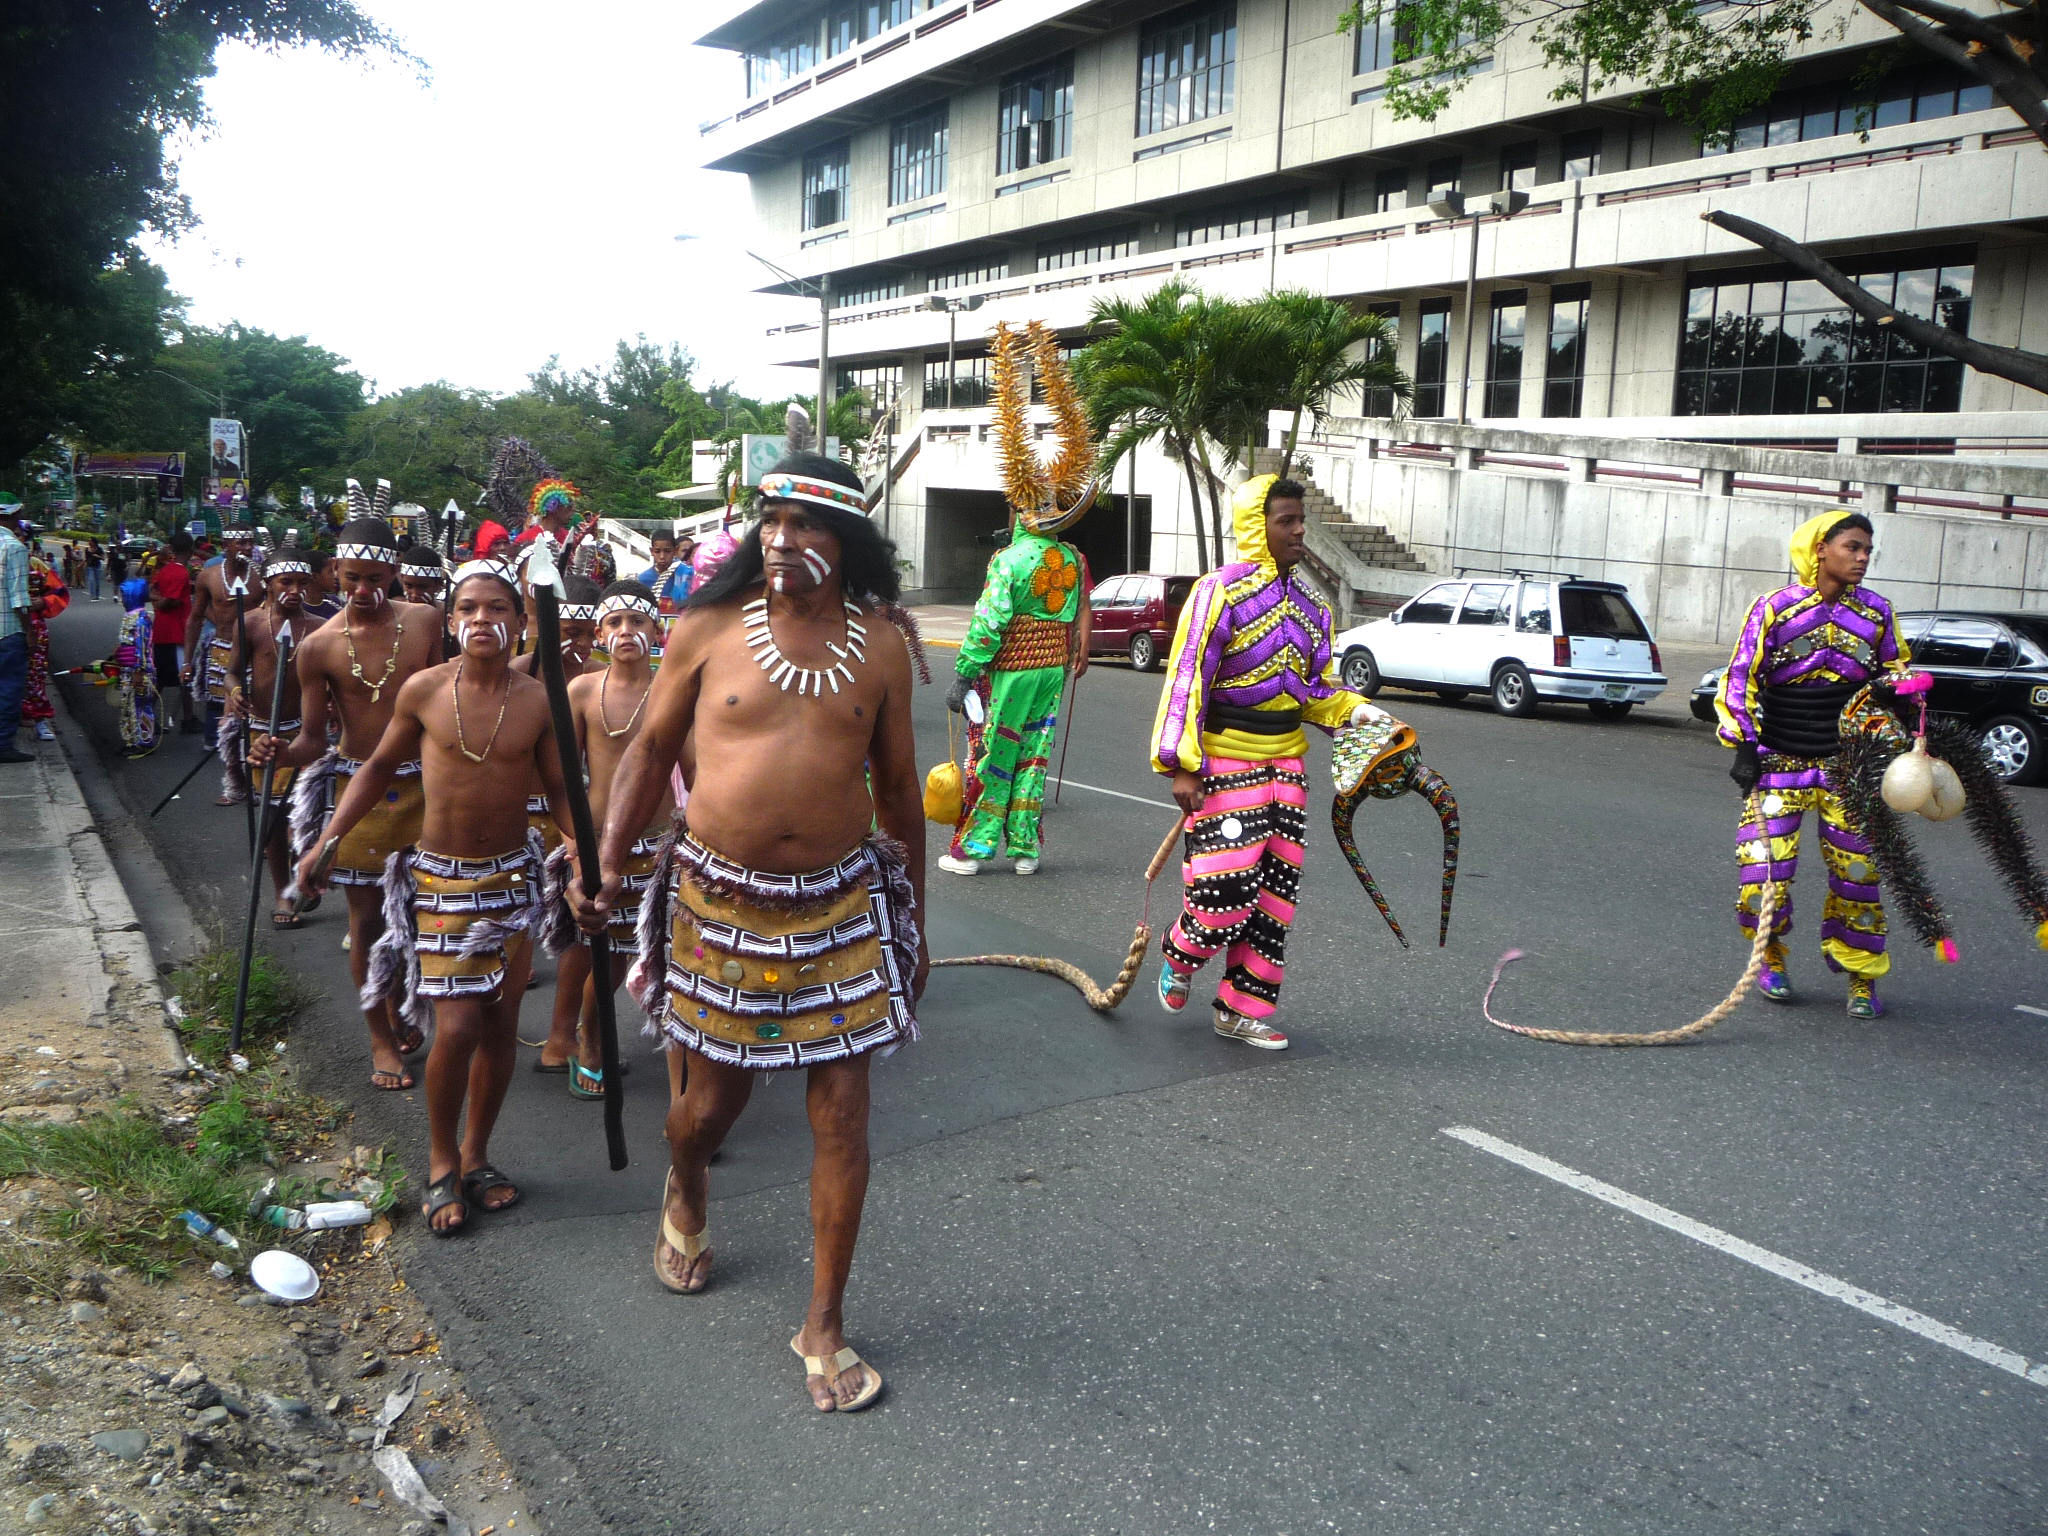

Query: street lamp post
[[675, 235, 836, 446], [1427, 189, 1527, 426], [924, 293, 985, 408]]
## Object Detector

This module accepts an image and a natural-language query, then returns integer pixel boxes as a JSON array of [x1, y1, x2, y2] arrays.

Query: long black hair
[[688, 453, 901, 610]]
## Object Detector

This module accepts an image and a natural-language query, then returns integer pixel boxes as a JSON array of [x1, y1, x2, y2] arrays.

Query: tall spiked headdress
[[990, 320, 1098, 534]]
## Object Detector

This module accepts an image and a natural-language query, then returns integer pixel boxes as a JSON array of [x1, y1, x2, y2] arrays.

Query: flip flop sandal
[[422, 1173, 468, 1238], [789, 1335, 884, 1413], [569, 1060, 606, 1099], [655, 1168, 710, 1295], [460, 1164, 521, 1214], [531, 1055, 573, 1074], [301, 892, 322, 915], [370, 1067, 415, 1092], [270, 911, 305, 930]]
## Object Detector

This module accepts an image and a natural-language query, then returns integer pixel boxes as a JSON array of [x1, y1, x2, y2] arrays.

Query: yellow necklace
[[344, 610, 405, 703], [451, 659, 511, 763], [597, 667, 650, 739]]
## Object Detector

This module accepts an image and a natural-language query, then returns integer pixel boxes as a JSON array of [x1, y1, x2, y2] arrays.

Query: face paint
[[801, 547, 832, 584], [457, 620, 510, 652], [769, 524, 794, 550], [609, 630, 648, 659]]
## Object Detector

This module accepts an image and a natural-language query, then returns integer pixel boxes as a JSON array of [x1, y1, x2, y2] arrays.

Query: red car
[[1087, 572, 1194, 672]]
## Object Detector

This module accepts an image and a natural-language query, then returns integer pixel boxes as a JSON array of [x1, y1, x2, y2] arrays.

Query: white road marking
[[1056, 778, 1174, 809], [2014, 1005, 2048, 1020], [1442, 1125, 2048, 1389]]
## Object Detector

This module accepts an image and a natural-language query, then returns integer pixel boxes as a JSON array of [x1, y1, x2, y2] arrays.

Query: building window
[[930, 256, 1009, 290], [1676, 254, 1973, 416], [1499, 142, 1537, 193], [830, 275, 907, 310], [1362, 301, 1402, 416], [1036, 228, 1140, 271], [1175, 191, 1312, 246], [889, 103, 949, 204], [1544, 283, 1590, 417], [826, 2, 919, 56], [1136, 2, 1237, 138], [1426, 156, 1461, 200], [835, 364, 903, 427], [1560, 128, 1602, 180], [999, 55, 1075, 175], [924, 352, 990, 409], [1701, 64, 1996, 156], [802, 141, 851, 231], [1415, 299, 1450, 417], [1352, 2, 1415, 72], [745, 23, 819, 96], [1485, 290, 1526, 417]]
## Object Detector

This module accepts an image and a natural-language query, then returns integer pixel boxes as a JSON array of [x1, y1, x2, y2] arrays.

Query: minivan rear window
[[1165, 578, 1194, 606], [1560, 586, 1649, 640]]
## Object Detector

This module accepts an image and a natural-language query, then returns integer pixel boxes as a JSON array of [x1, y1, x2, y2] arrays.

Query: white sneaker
[[1213, 1005, 1289, 1051], [1012, 857, 1039, 876], [33, 722, 54, 742], [937, 854, 981, 876]]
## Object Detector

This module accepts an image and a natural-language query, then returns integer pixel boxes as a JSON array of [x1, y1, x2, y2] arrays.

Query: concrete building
[[690, 0, 2048, 641]]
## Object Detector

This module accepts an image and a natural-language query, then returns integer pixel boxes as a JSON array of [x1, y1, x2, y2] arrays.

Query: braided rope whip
[[1479, 792, 1781, 1046], [931, 817, 1185, 1013]]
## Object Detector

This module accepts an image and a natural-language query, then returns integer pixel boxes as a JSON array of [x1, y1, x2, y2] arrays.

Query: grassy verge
[[172, 945, 314, 1069]]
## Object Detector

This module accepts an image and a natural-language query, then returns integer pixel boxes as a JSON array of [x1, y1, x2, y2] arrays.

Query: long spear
[[230, 627, 293, 1055], [229, 574, 255, 853], [525, 540, 628, 1171]]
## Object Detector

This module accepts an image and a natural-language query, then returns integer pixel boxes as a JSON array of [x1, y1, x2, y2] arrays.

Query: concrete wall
[[1337, 454, 2046, 645]]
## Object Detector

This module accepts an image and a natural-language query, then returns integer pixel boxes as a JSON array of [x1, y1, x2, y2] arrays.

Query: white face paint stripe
[[801, 548, 832, 583], [769, 524, 794, 550]]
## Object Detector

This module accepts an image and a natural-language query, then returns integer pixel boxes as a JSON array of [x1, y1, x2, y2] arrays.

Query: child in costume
[[112, 577, 159, 757]]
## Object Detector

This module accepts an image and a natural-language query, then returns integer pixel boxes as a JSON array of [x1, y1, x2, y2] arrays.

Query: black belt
[[1204, 702, 1303, 736], [1759, 681, 1859, 758]]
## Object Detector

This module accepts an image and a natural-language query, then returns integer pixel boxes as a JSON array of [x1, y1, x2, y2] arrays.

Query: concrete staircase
[[1249, 448, 1428, 625]]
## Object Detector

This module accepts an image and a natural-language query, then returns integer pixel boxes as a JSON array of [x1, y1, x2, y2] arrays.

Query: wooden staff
[[526, 540, 628, 1171], [229, 576, 255, 854], [230, 629, 293, 1055]]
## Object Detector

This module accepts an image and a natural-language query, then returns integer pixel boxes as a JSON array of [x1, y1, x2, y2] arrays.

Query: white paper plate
[[248, 1248, 320, 1303]]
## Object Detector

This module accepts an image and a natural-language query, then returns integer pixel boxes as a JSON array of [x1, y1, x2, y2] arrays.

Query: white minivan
[[1333, 574, 1668, 719]]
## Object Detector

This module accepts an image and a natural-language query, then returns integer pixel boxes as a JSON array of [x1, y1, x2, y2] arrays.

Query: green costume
[[948, 530, 1084, 862]]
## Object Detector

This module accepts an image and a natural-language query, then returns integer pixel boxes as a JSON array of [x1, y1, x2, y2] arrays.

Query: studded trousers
[[1736, 753, 1888, 979], [1162, 757, 1307, 1020]]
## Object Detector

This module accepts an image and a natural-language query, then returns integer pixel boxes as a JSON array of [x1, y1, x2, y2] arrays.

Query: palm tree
[[1257, 291, 1409, 472]]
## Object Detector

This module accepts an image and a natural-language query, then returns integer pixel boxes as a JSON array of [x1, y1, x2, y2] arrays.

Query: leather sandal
[[655, 1168, 710, 1295], [790, 1335, 884, 1413]]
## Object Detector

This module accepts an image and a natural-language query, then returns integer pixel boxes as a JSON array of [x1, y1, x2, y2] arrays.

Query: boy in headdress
[[226, 552, 317, 927]]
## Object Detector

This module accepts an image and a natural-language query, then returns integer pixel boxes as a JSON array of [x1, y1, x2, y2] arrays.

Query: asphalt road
[[46, 597, 2048, 1536]]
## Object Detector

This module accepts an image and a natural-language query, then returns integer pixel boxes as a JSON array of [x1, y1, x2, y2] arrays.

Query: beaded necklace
[[742, 596, 865, 697], [344, 609, 405, 703], [450, 659, 512, 763]]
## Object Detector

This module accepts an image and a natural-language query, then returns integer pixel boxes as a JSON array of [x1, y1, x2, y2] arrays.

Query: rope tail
[[1331, 789, 1408, 949], [1413, 765, 1460, 948]]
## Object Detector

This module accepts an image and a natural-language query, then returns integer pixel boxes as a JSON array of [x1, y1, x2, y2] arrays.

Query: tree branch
[[1702, 209, 2048, 397], [1857, 0, 2048, 141]]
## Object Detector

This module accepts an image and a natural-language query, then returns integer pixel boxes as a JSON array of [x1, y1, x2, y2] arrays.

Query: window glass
[[929, 256, 1009, 291], [802, 142, 851, 230], [999, 55, 1075, 176], [1403, 584, 1464, 627], [889, 103, 949, 204], [1917, 618, 2007, 668], [1414, 300, 1450, 417], [1516, 583, 1553, 634], [1137, 2, 1238, 137], [1353, 2, 1412, 71], [1426, 157, 1461, 199], [1176, 192, 1311, 246], [1499, 143, 1537, 192], [1560, 129, 1602, 180], [1545, 283, 1589, 418], [1459, 584, 1511, 624], [1559, 587, 1649, 639], [1361, 301, 1402, 416], [1485, 292, 1526, 417], [1035, 229, 1141, 271]]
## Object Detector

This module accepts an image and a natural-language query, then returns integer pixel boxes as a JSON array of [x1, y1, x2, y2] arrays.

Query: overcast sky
[[143, 0, 807, 402]]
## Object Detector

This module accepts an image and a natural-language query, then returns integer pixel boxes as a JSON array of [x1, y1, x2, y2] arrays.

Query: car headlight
[[1697, 670, 1719, 690]]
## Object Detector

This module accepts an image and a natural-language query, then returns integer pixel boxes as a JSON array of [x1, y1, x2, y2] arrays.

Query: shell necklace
[[597, 667, 650, 739], [344, 610, 405, 703], [450, 659, 512, 763], [742, 596, 865, 697]]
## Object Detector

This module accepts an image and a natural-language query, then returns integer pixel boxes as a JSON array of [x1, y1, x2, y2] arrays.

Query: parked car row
[[1690, 609, 2048, 784]]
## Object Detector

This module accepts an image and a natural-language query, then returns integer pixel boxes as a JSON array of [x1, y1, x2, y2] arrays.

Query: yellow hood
[[1232, 474, 1279, 572], [1790, 509, 1856, 587]]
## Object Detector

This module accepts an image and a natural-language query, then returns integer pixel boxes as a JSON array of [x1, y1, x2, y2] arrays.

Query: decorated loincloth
[[540, 827, 665, 953], [643, 830, 920, 1070], [361, 836, 544, 1030], [291, 749, 426, 883], [204, 632, 235, 705], [220, 715, 301, 799], [527, 792, 562, 855]]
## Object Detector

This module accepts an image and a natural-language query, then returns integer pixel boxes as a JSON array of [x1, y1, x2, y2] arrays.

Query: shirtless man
[[190, 520, 261, 792], [252, 517, 444, 1089], [573, 452, 927, 1414], [226, 554, 318, 927], [538, 580, 670, 1091], [296, 561, 571, 1235]]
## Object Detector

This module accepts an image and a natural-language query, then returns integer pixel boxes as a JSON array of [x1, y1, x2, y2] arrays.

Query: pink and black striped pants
[[1162, 757, 1307, 1019]]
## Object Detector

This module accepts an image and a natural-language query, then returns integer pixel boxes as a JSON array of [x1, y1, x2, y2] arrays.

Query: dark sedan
[[1689, 609, 2048, 784]]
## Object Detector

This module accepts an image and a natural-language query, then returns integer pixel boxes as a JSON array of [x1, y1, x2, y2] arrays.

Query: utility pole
[[924, 293, 985, 409], [1426, 188, 1526, 426], [818, 270, 833, 442]]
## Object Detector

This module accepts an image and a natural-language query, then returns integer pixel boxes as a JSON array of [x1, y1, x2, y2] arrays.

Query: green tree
[[1, 0, 406, 470], [1335, 0, 2048, 396], [1254, 292, 1410, 470]]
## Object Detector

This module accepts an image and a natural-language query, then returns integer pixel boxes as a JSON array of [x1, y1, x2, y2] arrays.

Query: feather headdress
[[990, 320, 1098, 533]]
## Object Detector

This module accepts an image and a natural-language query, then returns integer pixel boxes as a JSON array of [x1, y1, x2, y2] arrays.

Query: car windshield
[[1560, 586, 1649, 640]]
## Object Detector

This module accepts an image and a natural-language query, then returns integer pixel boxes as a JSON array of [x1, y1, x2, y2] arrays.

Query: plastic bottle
[[302, 1201, 374, 1230], [258, 1205, 307, 1230], [177, 1210, 241, 1251]]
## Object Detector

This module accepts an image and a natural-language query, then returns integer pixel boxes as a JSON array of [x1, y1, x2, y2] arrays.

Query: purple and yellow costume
[[1716, 512, 1908, 980], [1151, 475, 1368, 1020]]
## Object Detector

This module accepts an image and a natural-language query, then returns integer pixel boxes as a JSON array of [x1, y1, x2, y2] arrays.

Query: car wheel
[[1340, 648, 1381, 695], [1980, 715, 2042, 785], [1491, 662, 1538, 718], [1588, 700, 1634, 721], [1129, 632, 1158, 672], [1434, 688, 1470, 702]]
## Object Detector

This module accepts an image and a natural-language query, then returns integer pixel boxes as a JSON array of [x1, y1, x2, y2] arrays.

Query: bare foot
[[793, 1324, 876, 1412], [655, 1171, 712, 1293]]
